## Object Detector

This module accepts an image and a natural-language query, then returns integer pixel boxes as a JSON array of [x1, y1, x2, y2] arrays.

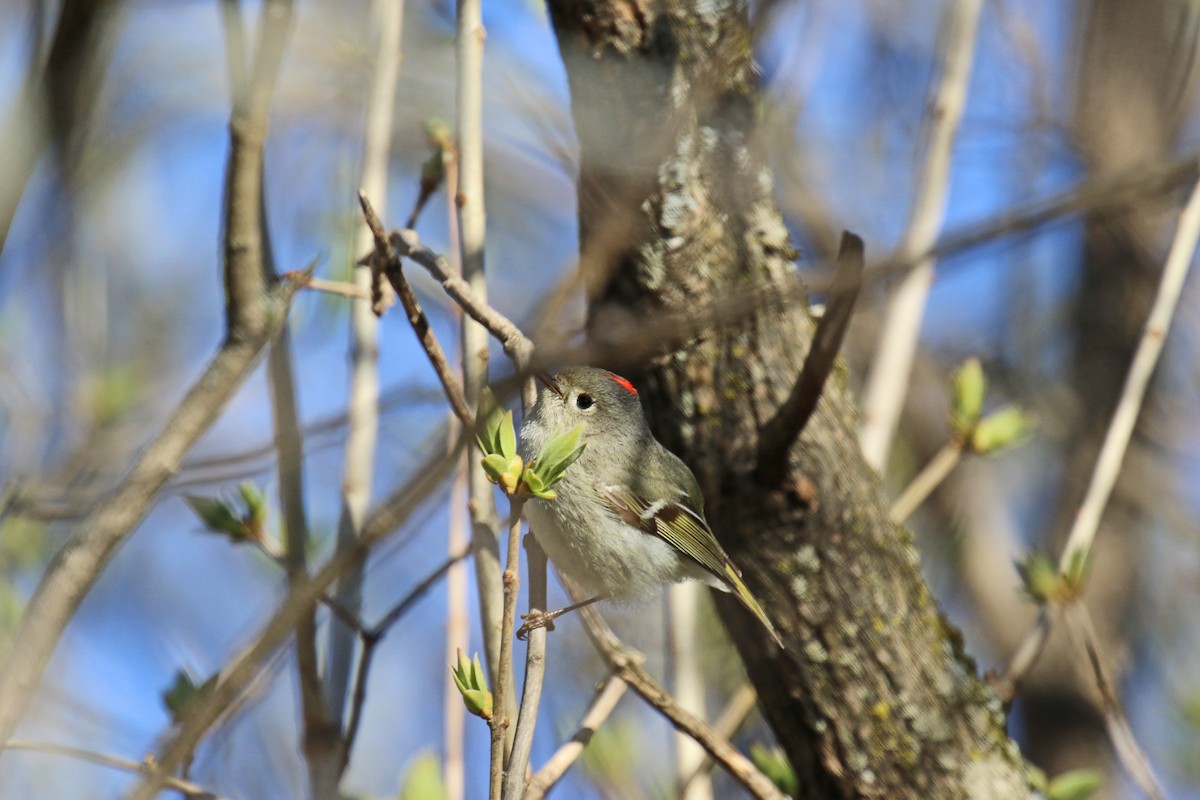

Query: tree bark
[[547, 1, 1035, 796]]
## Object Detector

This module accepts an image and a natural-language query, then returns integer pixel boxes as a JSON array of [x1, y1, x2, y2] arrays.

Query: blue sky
[[1, 0, 1198, 797]]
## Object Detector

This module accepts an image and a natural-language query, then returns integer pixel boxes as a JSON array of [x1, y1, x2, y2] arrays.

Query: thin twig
[[525, 672, 627, 800], [358, 194, 474, 428], [991, 609, 1050, 701], [859, 0, 984, 470], [502, 534, 549, 800], [677, 683, 759, 798], [389, 229, 535, 373], [889, 439, 964, 524], [1063, 604, 1165, 800], [129, 427, 467, 799], [572, 590, 786, 800], [4, 740, 223, 799], [326, 0, 406, 763], [267, 330, 334, 795], [343, 542, 474, 752], [670, 581, 711, 800], [453, 0, 515, 759], [369, 542, 475, 638], [490, 500, 525, 799], [1058, 175, 1200, 570], [996, 177, 1200, 702], [290, 275, 371, 299], [444, 458, 470, 800], [756, 231, 863, 484], [245, 528, 367, 636]]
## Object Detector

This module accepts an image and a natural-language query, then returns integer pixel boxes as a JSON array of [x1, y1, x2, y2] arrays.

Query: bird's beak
[[537, 372, 564, 400]]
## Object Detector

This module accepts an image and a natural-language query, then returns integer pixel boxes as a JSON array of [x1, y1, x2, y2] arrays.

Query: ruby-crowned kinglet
[[519, 366, 783, 647]]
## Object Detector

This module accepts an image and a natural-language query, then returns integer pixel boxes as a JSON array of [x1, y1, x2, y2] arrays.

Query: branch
[[289, 274, 371, 299], [369, 542, 475, 638], [325, 0, 406, 761], [443, 465, 470, 800], [676, 683, 759, 798], [129, 426, 466, 799], [502, 534, 549, 800], [1063, 604, 1165, 800], [359, 194, 474, 428], [4, 740, 224, 799], [343, 542, 474, 752], [859, 0, 983, 470], [756, 231, 863, 484], [573, 591, 786, 800], [267, 331, 334, 793], [889, 439, 964, 524], [221, 0, 293, 339], [389, 229, 535, 378], [991, 609, 1050, 702], [0, 113, 306, 756], [1058, 174, 1200, 570], [670, 582, 710, 800], [489, 500, 525, 800], [994, 175, 1200, 726], [524, 672, 627, 800]]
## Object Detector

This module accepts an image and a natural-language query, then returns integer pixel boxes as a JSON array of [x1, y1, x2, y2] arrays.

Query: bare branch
[[444, 465, 470, 800], [221, 0, 294, 339], [889, 439, 964, 524], [129, 426, 467, 799], [325, 0, 407, 762], [5, 740, 224, 799], [502, 535, 550, 800], [670, 582, 711, 800], [995, 177, 1200, 723], [267, 331, 334, 794], [489, 501, 525, 799], [288, 274, 371, 299], [991, 610, 1050, 702], [676, 683, 759, 798], [756, 231, 863, 484], [1058, 175, 1200, 570], [525, 672, 627, 800], [859, 0, 983, 470], [390, 229, 535, 374], [573, 591, 786, 800], [343, 542, 474, 753], [1063, 604, 1165, 800], [359, 195, 474, 428], [369, 543, 475, 639]]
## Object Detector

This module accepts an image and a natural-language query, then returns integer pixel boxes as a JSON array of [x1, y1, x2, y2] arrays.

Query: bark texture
[[547, 1, 1035, 797]]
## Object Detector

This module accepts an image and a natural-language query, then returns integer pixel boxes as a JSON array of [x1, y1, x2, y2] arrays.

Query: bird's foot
[[517, 609, 558, 640]]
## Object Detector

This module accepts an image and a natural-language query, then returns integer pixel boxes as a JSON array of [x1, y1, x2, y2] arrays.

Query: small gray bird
[[518, 366, 782, 646]]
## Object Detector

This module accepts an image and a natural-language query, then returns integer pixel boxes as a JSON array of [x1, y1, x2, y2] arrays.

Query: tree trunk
[[547, 1, 1035, 797]]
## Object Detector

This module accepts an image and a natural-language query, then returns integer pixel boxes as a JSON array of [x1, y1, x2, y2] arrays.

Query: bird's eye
[[575, 393, 594, 410]]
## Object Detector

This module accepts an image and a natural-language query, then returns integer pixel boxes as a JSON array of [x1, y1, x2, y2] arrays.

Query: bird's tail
[[723, 564, 785, 649]]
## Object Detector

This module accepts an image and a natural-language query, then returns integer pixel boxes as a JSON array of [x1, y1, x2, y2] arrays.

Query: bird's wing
[[595, 482, 733, 581], [597, 480, 786, 649]]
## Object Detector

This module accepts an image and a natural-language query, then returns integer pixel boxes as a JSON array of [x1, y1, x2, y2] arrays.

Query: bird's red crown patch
[[605, 372, 638, 396]]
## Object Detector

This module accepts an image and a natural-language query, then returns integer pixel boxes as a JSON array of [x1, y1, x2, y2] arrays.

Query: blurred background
[[0, 0, 1198, 797]]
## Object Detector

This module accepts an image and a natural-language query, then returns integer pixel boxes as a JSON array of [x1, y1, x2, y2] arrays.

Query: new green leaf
[[183, 495, 244, 540], [449, 649, 492, 720], [534, 423, 586, 487], [951, 357, 986, 435], [1046, 769, 1103, 800]]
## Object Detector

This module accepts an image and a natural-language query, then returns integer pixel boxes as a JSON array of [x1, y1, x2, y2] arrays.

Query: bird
[[517, 366, 783, 647]]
